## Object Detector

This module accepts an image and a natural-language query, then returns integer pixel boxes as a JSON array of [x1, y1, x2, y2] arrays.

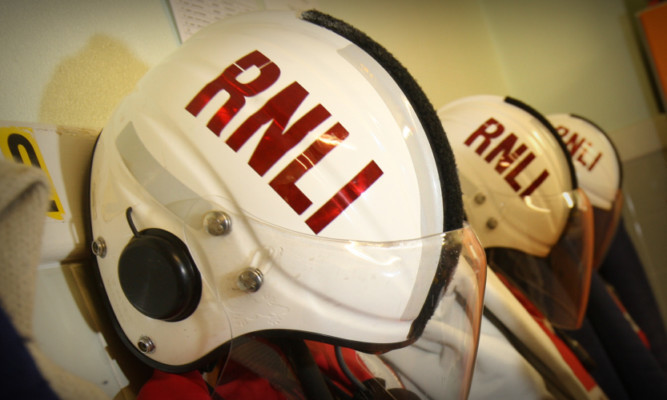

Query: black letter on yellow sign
[[1, 129, 65, 220]]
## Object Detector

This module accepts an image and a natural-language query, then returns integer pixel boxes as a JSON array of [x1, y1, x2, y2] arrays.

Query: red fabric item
[[136, 340, 376, 399], [213, 364, 290, 400], [137, 370, 211, 400], [138, 365, 291, 400]]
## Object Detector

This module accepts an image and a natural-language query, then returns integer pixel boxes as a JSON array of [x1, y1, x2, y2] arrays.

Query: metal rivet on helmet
[[91, 237, 107, 258], [237, 268, 263, 292], [204, 211, 232, 236], [137, 336, 155, 354]]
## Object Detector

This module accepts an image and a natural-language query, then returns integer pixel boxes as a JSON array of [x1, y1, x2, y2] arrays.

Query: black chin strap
[[278, 339, 420, 400], [211, 335, 419, 399], [483, 307, 578, 400], [335, 345, 367, 394], [274, 337, 335, 400]]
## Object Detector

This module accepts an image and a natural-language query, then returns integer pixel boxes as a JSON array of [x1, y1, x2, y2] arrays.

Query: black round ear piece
[[118, 208, 201, 322]]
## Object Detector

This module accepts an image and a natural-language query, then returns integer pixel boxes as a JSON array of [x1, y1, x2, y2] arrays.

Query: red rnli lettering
[[556, 125, 604, 172], [186, 50, 280, 135], [227, 82, 331, 176], [187, 50, 383, 234], [484, 133, 527, 174], [270, 122, 349, 214], [556, 126, 586, 155], [306, 161, 383, 234], [466, 118, 549, 197], [465, 118, 504, 155]]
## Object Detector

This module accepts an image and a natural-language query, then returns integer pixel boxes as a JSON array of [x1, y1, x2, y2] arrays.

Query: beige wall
[[316, 0, 509, 109], [316, 0, 661, 130], [478, 0, 659, 131], [0, 0, 178, 130], [2, 0, 662, 133]]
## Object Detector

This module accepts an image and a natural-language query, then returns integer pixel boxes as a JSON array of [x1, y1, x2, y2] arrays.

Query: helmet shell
[[548, 113, 623, 268], [439, 95, 575, 257], [89, 10, 470, 371], [548, 113, 621, 210], [439, 95, 594, 329]]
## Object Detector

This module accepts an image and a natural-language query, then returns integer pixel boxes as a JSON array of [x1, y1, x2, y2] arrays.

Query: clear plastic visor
[[484, 188, 594, 329], [379, 237, 487, 400], [592, 190, 623, 269], [173, 196, 486, 399]]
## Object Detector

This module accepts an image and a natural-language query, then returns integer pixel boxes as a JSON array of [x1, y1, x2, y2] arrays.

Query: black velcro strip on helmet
[[570, 113, 623, 187], [301, 9, 463, 232], [504, 96, 578, 190], [301, 8, 463, 345]]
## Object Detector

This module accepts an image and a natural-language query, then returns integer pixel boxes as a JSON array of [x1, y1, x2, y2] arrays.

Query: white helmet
[[438, 95, 594, 329], [88, 8, 486, 391], [547, 113, 623, 269]]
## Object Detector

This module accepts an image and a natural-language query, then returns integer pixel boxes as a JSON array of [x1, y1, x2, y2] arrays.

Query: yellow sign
[[0, 126, 65, 220]]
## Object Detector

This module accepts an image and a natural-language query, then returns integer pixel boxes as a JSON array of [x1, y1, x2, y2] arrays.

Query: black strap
[[483, 306, 578, 400], [274, 337, 336, 400], [211, 336, 417, 400], [554, 327, 597, 373]]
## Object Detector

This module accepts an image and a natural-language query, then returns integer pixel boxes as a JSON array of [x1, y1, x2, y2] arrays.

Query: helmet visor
[[205, 224, 486, 400], [484, 188, 594, 329], [592, 189, 623, 269], [380, 236, 487, 399], [178, 195, 486, 352]]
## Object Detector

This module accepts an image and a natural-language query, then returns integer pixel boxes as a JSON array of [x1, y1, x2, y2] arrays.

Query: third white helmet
[[548, 113, 623, 269]]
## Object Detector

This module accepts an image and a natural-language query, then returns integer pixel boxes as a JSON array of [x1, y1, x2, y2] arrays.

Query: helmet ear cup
[[118, 228, 202, 322]]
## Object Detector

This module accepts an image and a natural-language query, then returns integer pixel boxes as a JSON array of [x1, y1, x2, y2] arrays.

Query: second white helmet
[[439, 95, 594, 329]]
